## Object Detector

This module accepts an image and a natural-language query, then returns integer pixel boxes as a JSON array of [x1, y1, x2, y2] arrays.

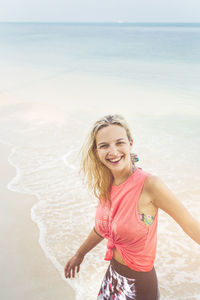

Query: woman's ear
[[130, 138, 133, 148]]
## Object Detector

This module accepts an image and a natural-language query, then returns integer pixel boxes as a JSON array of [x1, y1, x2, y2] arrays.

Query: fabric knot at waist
[[104, 238, 115, 261]]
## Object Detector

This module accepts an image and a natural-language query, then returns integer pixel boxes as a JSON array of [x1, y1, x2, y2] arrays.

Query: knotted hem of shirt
[[104, 239, 114, 261]]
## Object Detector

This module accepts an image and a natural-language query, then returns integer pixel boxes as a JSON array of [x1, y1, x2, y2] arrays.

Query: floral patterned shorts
[[97, 258, 160, 300]]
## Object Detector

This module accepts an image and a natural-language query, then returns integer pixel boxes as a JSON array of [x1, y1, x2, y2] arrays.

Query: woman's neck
[[112, 165, 135, 186]]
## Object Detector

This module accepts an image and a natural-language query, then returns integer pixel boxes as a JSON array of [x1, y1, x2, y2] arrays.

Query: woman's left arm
[[148, 175, 200, 245]]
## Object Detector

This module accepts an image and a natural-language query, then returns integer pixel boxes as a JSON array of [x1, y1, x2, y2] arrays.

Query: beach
[[0, 143, 75, 300], [0, 22, 200, 299]]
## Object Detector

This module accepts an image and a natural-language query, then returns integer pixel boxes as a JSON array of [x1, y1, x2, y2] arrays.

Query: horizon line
[[0, 21, 200, 24]]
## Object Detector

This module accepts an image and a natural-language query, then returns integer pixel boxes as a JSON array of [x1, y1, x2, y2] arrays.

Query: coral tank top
[[95, 167, 158, 272]]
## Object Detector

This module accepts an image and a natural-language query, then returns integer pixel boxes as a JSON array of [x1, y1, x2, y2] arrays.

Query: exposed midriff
[[113, 247, 127, 265]]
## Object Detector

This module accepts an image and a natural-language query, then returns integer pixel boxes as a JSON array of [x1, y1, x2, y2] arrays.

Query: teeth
[[108, 157, 121, 162]]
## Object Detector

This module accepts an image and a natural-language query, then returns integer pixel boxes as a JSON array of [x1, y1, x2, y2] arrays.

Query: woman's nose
[[108, 146, 119, 156]]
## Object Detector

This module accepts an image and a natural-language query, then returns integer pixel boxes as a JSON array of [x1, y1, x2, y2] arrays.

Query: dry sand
[[0, 143, 75, 300]]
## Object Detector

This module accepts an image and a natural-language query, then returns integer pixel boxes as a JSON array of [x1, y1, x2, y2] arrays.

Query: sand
[[0, 143, 75, 300]]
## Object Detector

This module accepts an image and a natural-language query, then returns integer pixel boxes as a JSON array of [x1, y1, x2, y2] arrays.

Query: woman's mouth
[[106, 156, 123, 164]]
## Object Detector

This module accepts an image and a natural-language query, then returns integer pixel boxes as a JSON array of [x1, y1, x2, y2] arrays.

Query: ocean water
[[0, 22, 200, 299]]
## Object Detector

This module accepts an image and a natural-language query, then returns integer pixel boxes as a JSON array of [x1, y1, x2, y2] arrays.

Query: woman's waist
[[111, 250, 156, 279], [113, 247, 127, 265], [112, 247, 156, 272]]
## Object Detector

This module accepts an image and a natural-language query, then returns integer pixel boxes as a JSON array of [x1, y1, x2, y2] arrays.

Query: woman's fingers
[[64, 263, 80, 278], [64, 268, 69, 278], [64, 262, 72, 278], [77, 265, 80, 273], [64, 254, 84, 279]]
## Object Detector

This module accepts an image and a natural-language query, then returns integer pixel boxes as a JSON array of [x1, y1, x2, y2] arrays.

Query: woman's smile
[[106, 155, 124, 164]]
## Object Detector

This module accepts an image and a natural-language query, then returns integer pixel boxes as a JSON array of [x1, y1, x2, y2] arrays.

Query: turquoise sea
[[0, 23, 200, 299]]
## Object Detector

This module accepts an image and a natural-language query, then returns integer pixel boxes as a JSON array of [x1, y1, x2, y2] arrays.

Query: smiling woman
[[80, 115, 136, 202], [95, 125, 134, 186], [64, 114, 200, 300]]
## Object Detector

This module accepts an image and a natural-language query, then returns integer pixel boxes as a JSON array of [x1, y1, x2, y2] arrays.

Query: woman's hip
[[97, 258, 160, 300]]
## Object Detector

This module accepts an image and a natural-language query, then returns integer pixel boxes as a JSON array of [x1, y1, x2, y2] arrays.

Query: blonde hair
[[80, 114, 135, 202]]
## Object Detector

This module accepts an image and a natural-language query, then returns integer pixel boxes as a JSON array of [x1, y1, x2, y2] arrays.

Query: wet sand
[[0, 143, 75, 300]]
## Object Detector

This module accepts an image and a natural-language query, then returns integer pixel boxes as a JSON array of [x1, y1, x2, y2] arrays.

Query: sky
[[0, 0, 200, 23]]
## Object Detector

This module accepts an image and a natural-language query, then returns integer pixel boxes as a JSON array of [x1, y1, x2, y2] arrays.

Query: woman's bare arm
[[148, 175, 200, 245], [76, 227, 104, 257], [64, 227, 104, 278]]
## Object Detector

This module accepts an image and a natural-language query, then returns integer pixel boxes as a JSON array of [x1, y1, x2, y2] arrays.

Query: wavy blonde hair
[[80, 114, 135, 202]]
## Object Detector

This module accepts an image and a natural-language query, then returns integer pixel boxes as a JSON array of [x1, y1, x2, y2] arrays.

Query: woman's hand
[[64, 253, 84, 279], [64, 227, 104, 279]]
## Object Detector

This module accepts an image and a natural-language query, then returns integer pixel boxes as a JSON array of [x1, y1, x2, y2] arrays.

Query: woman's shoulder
[[142, 170, 161, 194], [143, 171, 170, 206]]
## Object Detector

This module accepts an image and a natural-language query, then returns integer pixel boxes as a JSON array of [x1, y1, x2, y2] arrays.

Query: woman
[[64, 114, 200, 300]]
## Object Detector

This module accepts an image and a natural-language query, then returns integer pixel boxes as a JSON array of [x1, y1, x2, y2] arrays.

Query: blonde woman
[[64, 114, 200, 300]]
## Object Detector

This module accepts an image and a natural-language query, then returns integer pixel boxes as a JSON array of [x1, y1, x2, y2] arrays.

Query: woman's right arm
[[64, 227, 104, 279]]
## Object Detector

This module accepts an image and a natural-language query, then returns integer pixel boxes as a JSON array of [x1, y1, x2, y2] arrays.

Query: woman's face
[[95, 124, 133, 173]]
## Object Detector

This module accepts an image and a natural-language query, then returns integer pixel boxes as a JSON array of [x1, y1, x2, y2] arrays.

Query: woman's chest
[[96, 182, 157, 237]]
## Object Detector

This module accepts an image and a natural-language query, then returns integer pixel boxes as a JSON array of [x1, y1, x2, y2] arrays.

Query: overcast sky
[[1, 0, 200, 23]]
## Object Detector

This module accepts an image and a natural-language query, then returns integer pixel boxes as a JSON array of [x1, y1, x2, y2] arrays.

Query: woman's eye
[[100, 145, 108, 149], [98, 142, 124, 149]]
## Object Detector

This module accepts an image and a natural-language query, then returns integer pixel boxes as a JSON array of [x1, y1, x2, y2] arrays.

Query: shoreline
[[0, 142, 76, 300]]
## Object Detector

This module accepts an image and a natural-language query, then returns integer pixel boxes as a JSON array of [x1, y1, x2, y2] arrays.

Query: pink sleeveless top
[[95, 168, 158, 272]]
